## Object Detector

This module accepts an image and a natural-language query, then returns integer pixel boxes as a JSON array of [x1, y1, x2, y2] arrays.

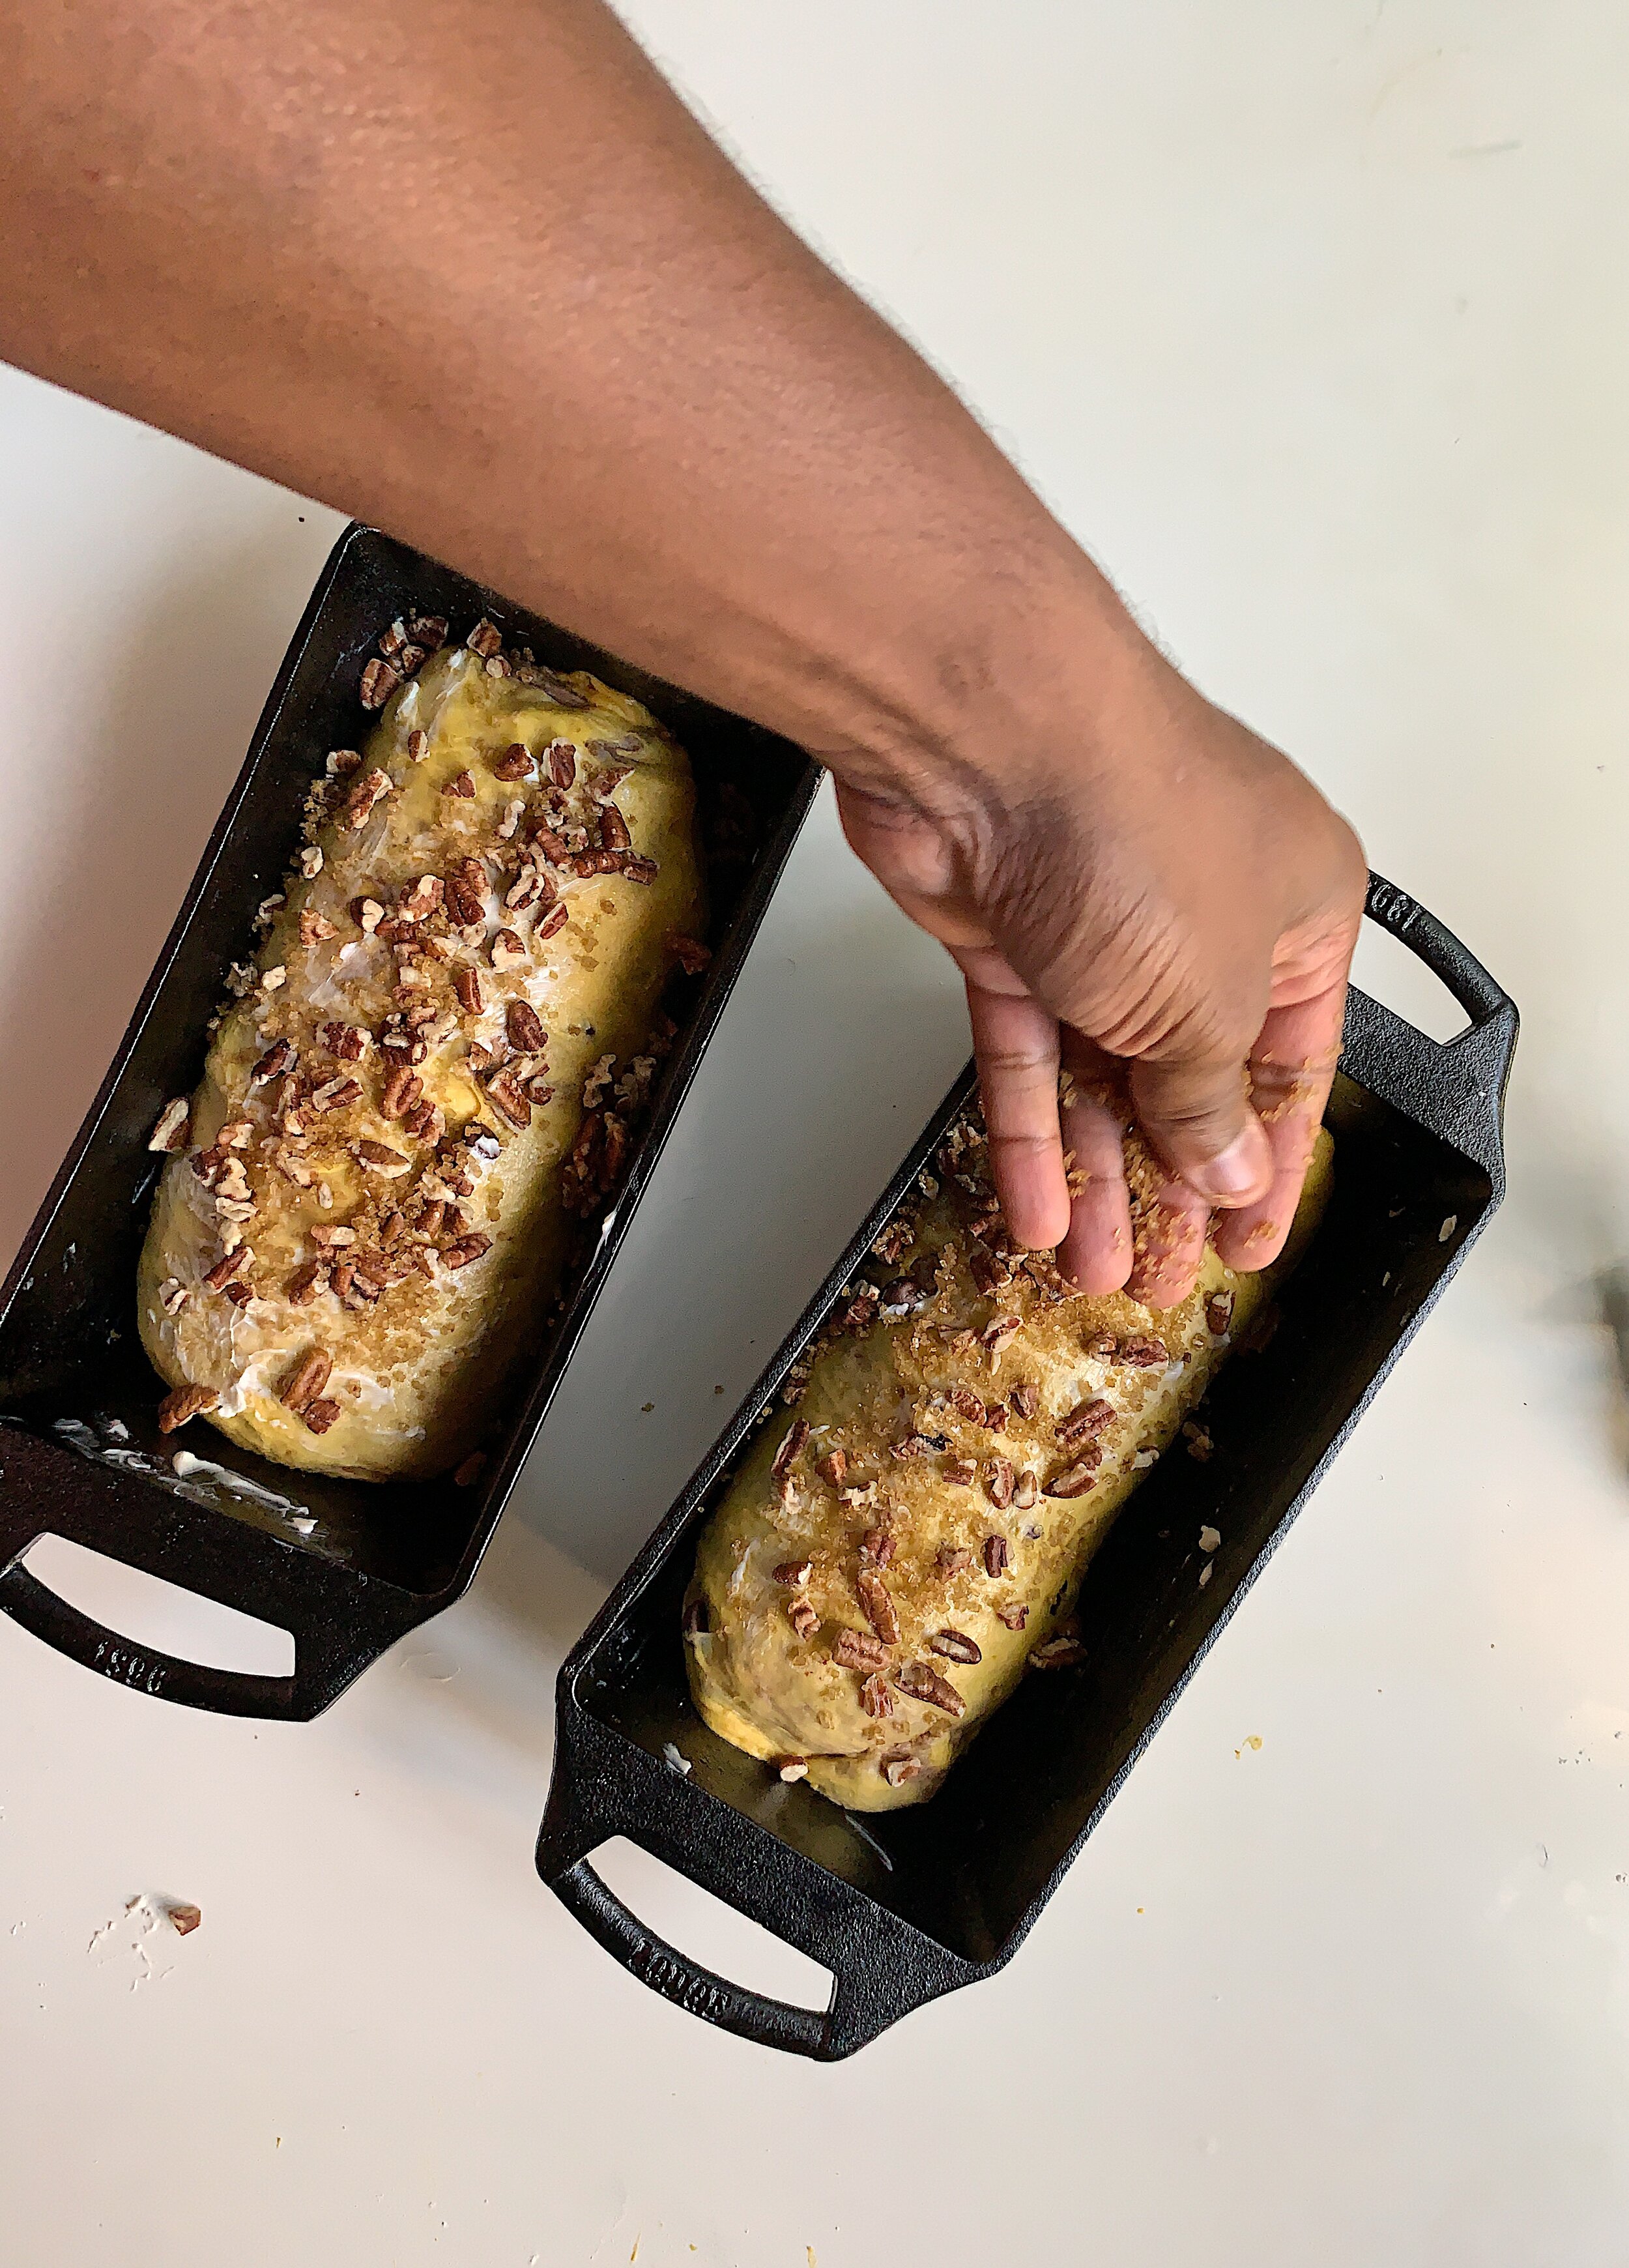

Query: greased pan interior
[[536, 878, 1516, 2057], [0, 525, 820, 1717]]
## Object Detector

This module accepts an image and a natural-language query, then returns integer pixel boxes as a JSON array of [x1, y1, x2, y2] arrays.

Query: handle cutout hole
[[1351, 921, 1470, 1043], [22, 1534, 295, 1678], [587, 1835, 834, 2014]]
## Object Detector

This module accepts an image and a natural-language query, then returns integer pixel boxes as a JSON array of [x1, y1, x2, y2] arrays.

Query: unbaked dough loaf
[[138, 619, 704, 1480], [685, 1115, 1332, 1809]]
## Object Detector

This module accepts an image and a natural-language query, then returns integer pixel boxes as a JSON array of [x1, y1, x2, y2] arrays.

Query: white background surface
[[2, 5, 1628, 2262]]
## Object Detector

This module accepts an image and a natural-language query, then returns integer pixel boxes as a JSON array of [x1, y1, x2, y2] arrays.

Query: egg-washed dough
[[685, 1116, 1332, 1810], [138, 632, 704, 1481]]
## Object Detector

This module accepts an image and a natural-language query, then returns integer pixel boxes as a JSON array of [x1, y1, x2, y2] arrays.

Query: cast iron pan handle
[[0, 1558, 298, 1714], [552, 1857, 835, 2058], [1363, 871, 1510, 1032]]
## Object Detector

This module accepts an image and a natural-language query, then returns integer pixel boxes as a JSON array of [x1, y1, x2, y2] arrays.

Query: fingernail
[[1192, 1126, 1269, 1207]]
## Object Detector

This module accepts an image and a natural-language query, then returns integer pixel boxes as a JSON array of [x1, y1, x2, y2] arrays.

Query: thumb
[[1129, 1051, 1273, 1208]]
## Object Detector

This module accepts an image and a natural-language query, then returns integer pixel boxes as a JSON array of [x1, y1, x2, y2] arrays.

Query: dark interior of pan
[[539, 891, 1515, 2051], [0, 525, 819, 1714]]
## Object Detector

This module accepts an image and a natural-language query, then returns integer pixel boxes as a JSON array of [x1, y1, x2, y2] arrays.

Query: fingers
[[1125, 1167, 1212, 1311], [1128, 1047, 1273, 1210], [1212, 975, 1347, 1273], [964, 975, 1071, 1252]]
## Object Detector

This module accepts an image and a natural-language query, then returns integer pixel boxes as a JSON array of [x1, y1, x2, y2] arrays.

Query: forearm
[[0, 0, 1125, 794]]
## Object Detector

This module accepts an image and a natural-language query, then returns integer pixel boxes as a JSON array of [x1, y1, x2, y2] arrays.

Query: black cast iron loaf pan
[[537, 876, 1517, 2058], [0, 523, 820, 1717]]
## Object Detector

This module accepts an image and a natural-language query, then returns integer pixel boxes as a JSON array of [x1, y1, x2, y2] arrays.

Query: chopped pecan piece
[[882, 1752, 920, 1788], [929, 1628, 981, 1665], [1030, 1635, 1084, 1668], [203, 1248, 250, 1292], [442, 770, 476, 800], [492, 742, 534, 780], [948, 1386, 987, 1427], [319, 1022, 368, 1061], [984, 1458, 1016, 1510], [279, 1348, 332, 1412], [1058, 1397, 1114, 1446], [788, 1599, 820, 1640], [506, 998, 547, 1054], [984, 1532, 1011, 1576], [486, 1071, 532, 1130], [859, 1528, 894, 1567], [1045, 1457, 1100, 1498], [466, 617, 503, 658], [443, 865, 486, 927], [1205, 1289, 1235, 1336], [442, 1233, 492, 1269], [665, 932, 711, 975], [598, 803, 632, 854], [302, 1397, 343, 1435], [156, 1382, 219, 1433], [350, 896, 385, 935], [816, 1449, 846, 1487], [936, 1545, 973, 1577], [221, 1281, 254, 1308], [996, 1602, 1029, 1631], [397, 875, 444, 923], [341, 767, 394, 830], [878, 1275, 927, 1317], [409, 614, 447, 650], [452, 965, 484, 1015], [1009, 1382, 1040, 1419], [402, 1098, 443, 1142], [1118, 1334, 1168, 1368], [490, 927, 528, 970], [775, 1757, 810, 1783], [771, 1559, 813, 1587], [834, 1627, 889, 1672], [359, 658, 401, 710], [356, 1139, 411, 1176], [380, 1067, 423, 1120], [860, 1672, 894, 1719], [1083, 1329, 1118, 1361], [405, 729, 429, 763], [545, 738, 577, 786], [944, 1458, 977, 1487], [895, 1661, 966, 1718], [771, 1419, 810, 1479], [148, 1097, 191, 1152], [250, 1040, 295, 1086], [298, 908, 337, 947], [682, 1597, 709, 1638], [534, 905, 569, 942], [890, 1434, 929, 1461], [285, 1260, 328, 1305], [856, 1568, 901, 1647]]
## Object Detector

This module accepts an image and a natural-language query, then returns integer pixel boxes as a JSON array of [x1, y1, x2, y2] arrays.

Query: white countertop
[[3, 6, 1628, 2261]]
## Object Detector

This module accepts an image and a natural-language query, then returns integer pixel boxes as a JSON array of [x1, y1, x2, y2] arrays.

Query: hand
[[834, 616, 1366, 1309]]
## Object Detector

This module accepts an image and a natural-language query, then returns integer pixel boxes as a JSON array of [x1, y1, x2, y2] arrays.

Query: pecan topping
[[682, 1597, 709, 1638], [250, 1040, 295, 1086], [1083, 1329, 1118, 1361], [309, 1225, 355, 1249], [776, 1757, 810, 1783], [1118, 1334, 1168, 1368], [895, 1661, 966, 1718], [1058, 1397, 1114, 1446], [285, 1260, 328, 1305], [467, 617, 504, 658], [203, 1248, 250, 1292], [300, 845, 324, 877], [834, 1627, 888, 1672], [665, 932, 711, 976], [408, 614, 447, 651], [948, 1386, 987, 1427], [771, 1419, 810, 1479], [882, 1752, 920, 1788], [984, 1458, 1016, 1510], [221, 1281, 253, 1308], [443, 770, 476, 801], [444, 864, 486, 927], [856, 1568, 901, 1647], [816, 1449, 846, 1487], [545, 739, 577, 786], [148, 1097, 191, 1152], [598, 803, 633, 853], [788, 1599, 820, 1640], [860, 1672, 894, 1719], [311, 1076, 362, 1112], [356, 1139, 411, 1176], [984, 1532, 1011, 1576], [771, 1560, 813, 1587], [486, 1071, 532, 1130], [359, 658, 400, 710], [156, 1382, 220, 1434], [878, 1275, 927, 1317], [279, 1348, 332, 1413], [984, 1404, 1009, 1433], [398, 875, 444, 923], [341, 767, 394, 830], [1030, 1635, 1084, 1668], [859, 1528, 894, 1567], [996, 1602, 1029, 1631], [350, 896, 384, 935], [1009, 1382, 1040, 1419], [1205, 1289, 1235, 1336], [944, 1457, 977, 1487], [298, 908, 336, 948], [302, 1397, 343, 1435], [379, 1067, 422, 1121], [406, 729, 429, 763], [490, 927, 528, 970], [492, 742, 534, 780], [929, 1628, 981, 1665], [936, 1545, 973, 1577], [534, 905, 569, 942], [403, 1098, 443, 1142], [1045, 1458, 1099, 1498], [506, 998, 547, 1054], [891, 1433, 929, 1461], [442, 1234, 493, 1269], [319, 1022, 368, 1061]]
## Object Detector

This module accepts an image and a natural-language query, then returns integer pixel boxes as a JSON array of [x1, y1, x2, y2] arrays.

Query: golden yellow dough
[[138, 631, 703, 1479], [685, 1120, 1332, 1810]]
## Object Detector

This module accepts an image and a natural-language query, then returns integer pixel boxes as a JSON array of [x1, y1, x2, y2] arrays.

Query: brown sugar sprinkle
[[936, 1545, 973, 1577], [156, 1383, 218, 1434], [771, 1419, 810, 1479], [442, 1234, 493, 1270], [948, 1386, 987, 1426], [545, 740, 577, 787], [285, 1260, 328, 1305], [665, 933, 712, 976], [320, 1023, 368, 1062], [1206, 1289, 1235, 1335], [816, 1449, 846, 1487], [1009, 1382, 1040, 1419], [506, 999, 547, 1054], [996, 1603, 1029, 1631], [1057, 1397, 1114, 1446], [359, 658, 400, 710], [856, 1568, 901, 1646], [771, 1559, 813, 1588], [1118, 1335, 1168, 1369], [882, 1752, 920, 1788], [929, 1628, 981, 1666], [278, 1348, 332, 1413], [944, 1457, 977, 1487], [302, 1397, 343, 1435], [250, 1039, 294, 1085], [1030, 1635, 1084, 1668], [895, 1661, 966, 1719], [1046, 1457, 1099, 1499], [788, 1599, 820, 1640], [203, 1249, 250, 1292], [860, 1673, 894, 1719], [453, 1451, 487, 1487], [984, 1532, 1011, 1576], [985, 1459, 1016, 1510], [833, 1627, 889, 1672], [467, 618, 504, 659], [493, 742, 534, 780], [443, 770, 476, 800], [452, 966, 484, 1015]]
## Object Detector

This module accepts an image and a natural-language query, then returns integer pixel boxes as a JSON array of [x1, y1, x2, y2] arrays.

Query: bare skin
[[0, 0, 1366, 1302]]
